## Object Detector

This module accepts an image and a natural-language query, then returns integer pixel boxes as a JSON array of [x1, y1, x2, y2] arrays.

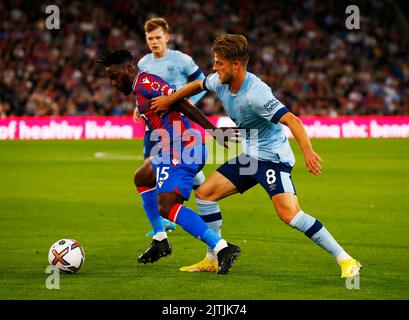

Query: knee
[[276, 204, 298, 225], [133, 165, 155, 187], [133, 169, 143, 187], [195, 185, 215, 201], [279, 213, 295, 225]]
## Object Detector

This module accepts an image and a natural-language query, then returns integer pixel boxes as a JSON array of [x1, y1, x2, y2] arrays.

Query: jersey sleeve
[[137, 55, 148, 71], [250, 84, 289, 124], [137, 60, 143, 71], [180, 53, 201, 78], [202, 73, 220, 93], [136, 72, 175, 98], [178, 52, 206, 104]]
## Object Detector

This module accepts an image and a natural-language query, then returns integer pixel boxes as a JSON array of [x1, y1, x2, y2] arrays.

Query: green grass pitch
[[0, 138, 408, 300]]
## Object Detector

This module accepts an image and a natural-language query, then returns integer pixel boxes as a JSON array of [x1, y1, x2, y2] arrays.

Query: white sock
[[206, 251, 217, 263], [336, 251, 352, 265], [213, 239, 228, 255], [153, 231, 167, 241]]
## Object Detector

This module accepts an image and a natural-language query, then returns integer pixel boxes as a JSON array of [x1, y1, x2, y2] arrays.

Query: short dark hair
[[211, 34, 250, 66], [96, 49, 133, 67]]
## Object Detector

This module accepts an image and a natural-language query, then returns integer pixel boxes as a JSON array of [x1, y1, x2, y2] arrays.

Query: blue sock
[[289, 211, 344, 257], [169, 204, 221, 249], [196, 198, 222, 253], [137, 187, 165, 234]]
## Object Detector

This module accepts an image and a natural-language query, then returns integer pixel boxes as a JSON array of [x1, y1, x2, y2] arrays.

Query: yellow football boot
[[340, 258, 363, 278], [179, 257, 218, 272]]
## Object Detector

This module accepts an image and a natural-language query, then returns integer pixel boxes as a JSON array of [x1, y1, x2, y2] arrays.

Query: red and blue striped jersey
[[132, 71, 203, 154]]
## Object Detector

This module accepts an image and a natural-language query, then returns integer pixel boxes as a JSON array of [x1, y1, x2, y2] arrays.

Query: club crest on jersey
[[171, 158, 179, 167], [240, 105, 246, 117], [151, 81, 160, 91]]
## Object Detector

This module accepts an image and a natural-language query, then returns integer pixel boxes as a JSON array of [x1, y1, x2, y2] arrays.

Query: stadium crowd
[[0, 0, 408, 118]]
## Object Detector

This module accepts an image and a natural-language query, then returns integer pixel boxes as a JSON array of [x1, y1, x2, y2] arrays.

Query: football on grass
[[48, 239, 85, 273]]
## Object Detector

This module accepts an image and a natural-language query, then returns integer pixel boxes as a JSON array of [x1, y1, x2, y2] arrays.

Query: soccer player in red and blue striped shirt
[[97, 49, 240, 274]]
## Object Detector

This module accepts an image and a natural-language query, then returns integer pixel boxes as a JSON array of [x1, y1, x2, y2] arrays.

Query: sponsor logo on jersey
[[263, 99, 281, 113]]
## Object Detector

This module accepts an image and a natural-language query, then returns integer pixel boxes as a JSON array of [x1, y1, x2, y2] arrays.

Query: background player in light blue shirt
[[135, 18, 222, 273], [151, 34, 363, 278]]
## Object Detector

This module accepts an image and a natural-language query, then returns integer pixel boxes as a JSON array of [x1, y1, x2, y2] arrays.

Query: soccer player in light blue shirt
[[135, 18, 222, 273], [138, 48, 206, 104], [204, 71, 296, 166], [151, 34, 363, 278]]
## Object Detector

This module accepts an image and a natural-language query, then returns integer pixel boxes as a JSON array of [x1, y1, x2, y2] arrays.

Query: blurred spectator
[[0, 0, 408, 117]]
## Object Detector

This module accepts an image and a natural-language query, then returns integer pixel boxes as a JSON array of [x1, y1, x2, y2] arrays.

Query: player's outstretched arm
[[173, 99, 215, 130], [279, 112, 323, 175], [151, 79, 205, 114], [174, 99, 239, 148]]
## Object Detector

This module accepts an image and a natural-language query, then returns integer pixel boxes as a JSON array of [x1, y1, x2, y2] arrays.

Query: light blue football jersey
[[204, 72, 295, 165], [138, 49, 206, 104]]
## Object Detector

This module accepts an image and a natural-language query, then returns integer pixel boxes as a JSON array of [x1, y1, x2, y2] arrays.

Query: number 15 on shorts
[[157, 167, 170, 188]]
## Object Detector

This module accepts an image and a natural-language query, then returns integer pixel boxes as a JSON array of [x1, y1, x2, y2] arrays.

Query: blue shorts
[[150, 144, 207, 200], [143, 129, 156, 159], [216, 153, 296, 198]]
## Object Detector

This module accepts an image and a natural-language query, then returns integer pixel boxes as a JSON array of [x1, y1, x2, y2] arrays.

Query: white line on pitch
[[94, 152, 144, 161]]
